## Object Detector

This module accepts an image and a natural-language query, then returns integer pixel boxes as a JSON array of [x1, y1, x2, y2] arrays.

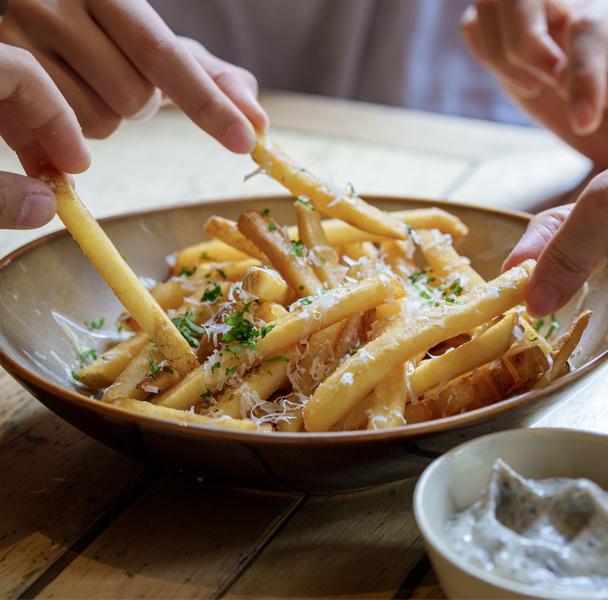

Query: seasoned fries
[[57, 136, 592, 434]]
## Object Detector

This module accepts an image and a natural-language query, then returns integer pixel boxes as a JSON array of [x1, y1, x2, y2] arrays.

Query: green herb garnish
[[201, 281, 222, 303], [178, 266, 197, 277], [171, 308, 206, 348], [85, 317, 105, 330]]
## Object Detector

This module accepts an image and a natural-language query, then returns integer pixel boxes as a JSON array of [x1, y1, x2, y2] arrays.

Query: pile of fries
[[42, 134, 592, 434]]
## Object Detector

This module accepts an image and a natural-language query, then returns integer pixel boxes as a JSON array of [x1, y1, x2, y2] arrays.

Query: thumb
[[522, 171, 608, 316], [0, 171, 57, 230]]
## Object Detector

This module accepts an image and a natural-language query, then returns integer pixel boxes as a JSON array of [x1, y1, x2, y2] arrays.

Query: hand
[[461, 0, 608, 165], [0, 0, 268, 152], [0, 42, 90, 229], [503, 170, 608, 316]]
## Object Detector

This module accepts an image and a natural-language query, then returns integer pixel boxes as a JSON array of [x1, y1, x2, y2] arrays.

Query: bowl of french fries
[[1, 135, 607, 493]]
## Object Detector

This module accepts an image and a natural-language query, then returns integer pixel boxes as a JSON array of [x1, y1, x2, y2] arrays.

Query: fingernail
[[223, 122, 256, 153], [571, 98, 599, 135], [17, 194, 56, 229], [527, 281, 561, 318]]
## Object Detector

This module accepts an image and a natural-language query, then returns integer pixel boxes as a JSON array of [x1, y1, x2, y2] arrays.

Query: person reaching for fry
[[0, 42, 90, 229], [461, 0, 608, 316], [0, 0, 267, 230], [0, 0, 267, 147]]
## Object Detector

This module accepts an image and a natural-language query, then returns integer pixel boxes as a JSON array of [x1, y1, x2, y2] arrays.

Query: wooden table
[[2, 91, 607, 599]]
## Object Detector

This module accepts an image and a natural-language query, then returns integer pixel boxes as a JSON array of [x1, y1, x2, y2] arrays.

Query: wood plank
[[0, 369, 153, 598], [37, 474, 302, 599], [223, 478, 425, 599]]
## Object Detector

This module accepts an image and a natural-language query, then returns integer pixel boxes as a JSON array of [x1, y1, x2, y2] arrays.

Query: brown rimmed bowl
[[1, 196, 607, 493]]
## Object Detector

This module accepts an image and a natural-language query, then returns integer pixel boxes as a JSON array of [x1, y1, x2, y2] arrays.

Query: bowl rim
[[413, 427, 608, 599], [2, 194, 607, 447]]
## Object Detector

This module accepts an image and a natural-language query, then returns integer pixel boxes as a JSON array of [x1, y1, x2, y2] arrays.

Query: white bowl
[[414, 428, 608, 600]]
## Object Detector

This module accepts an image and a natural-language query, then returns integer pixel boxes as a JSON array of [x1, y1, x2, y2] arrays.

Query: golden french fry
[[409, 312, 517, 397], [367, 363, 408, 430], [549, 310, 592, 381], [115, 398, 264, 431], [254, 301, 289, 323], [102, 342, 157, 403], [275, 405, 305, 433], [243, 266, 297, 305], [378, 240, 418, 278], [153, 273, 406, 410], [252, 134, 408, 240], [286, 207, 469, 244], [294, 200, 344, 288], [78, 331, 148, 389], [173, 240, 251, 275], [187, 259, 261, 282], [38, 164, 198, 378], [238, 210, 323, 297], [303, 260, 535, 432], [329, 394, 373, 432], [417, 229, 485, 291], [337, 242, 378, 262], [203, 215, 269, 262], [214, 347, 297, 418]]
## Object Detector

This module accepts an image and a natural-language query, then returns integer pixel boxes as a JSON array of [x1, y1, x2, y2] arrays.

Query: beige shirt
[[149, 0, 529, 124]]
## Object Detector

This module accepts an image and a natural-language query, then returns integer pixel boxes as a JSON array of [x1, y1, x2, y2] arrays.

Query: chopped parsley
[[201, 281, 222, 303], [225, 366, 238, 377], [178, 266, 197, 277], [547, 313, 561, 337], [101, 356, 109, 362], [346, 182, 355, 196], [261, 208, 270, 216], [85, 317, 105, 330], [299, 285, 304, 290], [263, 356, 290, 363], [448, 279, 463, 296], [216, 269, 227, 280], [223, 302, 260, 354], [299, 296, 313, 306], [171, 308, 206, 348], [419, 290, 431, 301], [532, 318, 545, 332], [71, 371, 82, 382], [229, 394, 234, 401], [148, 354, 173, 378], [268, 223, 277, 232], [298, 197, 315, 211], [116, 324, 123, 333], [408, 270, 424, 284], [407, 225, 413, 235], [200, 251, 214, 261], [260, 324, 275, 338], [76, 348, 97, 366], [290, 239, 305, 257], [350, 342, 365, 355], [200, 388, 213, 399], [211, 361, 221, 374]]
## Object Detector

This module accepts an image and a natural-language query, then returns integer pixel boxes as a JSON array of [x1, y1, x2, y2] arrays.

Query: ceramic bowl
[[414, 428, 608, 600], [1, 196, 608, 493]]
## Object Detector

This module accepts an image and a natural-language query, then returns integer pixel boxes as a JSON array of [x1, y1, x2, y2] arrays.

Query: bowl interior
[[415, 428, 608, 599]]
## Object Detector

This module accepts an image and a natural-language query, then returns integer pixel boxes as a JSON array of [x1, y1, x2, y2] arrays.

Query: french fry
[[102, 342, 157, 403], [252, 134, 408, 240], [254, 301, 289, 323], [238, 210, 323, 297], [114, 398, 265, 431], [337, 242, 379, 262], [214, 347, 297, 418], [203, 215, 269, 263], [329, 394, 373, 432], [153, 274, 406, 410], [286, 207, 468, 244], [243, 267, 297, 305], [379, 240, 418, 278], [417, 228, 485, 290], [367, 363, 408, 429], [172, 240, 251, 275], [294, 199, 344, 288], [275, 401, 305, 433], [187, 259, 261, 282], [409, 313, 517, 397], [303, 260, 535, 432], [38, 164, 199, 378], [549, 310, 592, 381], [78, 331, 148, 389]]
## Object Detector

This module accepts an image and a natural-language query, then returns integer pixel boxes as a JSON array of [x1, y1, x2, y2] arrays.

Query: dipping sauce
[[444, 459, 608, 594]]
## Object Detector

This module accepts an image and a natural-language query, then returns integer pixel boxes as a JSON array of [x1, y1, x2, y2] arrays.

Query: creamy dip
[[444, 459, 608, 594]]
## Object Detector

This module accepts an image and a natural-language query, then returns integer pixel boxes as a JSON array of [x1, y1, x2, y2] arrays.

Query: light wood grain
[[38, 473, 302, 599], [0, 370, 152, 598]]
